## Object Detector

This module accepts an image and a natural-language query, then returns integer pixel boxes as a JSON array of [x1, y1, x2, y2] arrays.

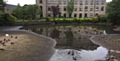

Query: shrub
[[0, 14, 4, 25], [91, 17, 99, 23], [0, 13, 16, 26], [98, 15, 107, 22]]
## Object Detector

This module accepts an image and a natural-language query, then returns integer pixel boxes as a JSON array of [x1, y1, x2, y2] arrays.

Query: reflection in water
[[23, 25, 109, 61], [66, 28, 73, 46], [50, 46, 108, 61], [50, 28, 60, 38]]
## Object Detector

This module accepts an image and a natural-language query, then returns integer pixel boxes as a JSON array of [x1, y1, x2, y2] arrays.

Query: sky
[[7, 0, 112, 6]]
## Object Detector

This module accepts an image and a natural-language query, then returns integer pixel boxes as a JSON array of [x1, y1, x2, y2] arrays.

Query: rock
[[0, 48, 5, 51], [11, 42, 14, 45]]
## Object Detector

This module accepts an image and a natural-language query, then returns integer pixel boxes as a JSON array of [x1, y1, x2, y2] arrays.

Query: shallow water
[[22, 24, 120, 61]]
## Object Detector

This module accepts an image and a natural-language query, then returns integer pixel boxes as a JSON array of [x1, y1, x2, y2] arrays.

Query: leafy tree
[[25, 5, 42, 20], [51, 5, 60, 21], [17, 3, 21, 8], [0, 0, 6, 13], [12, 4, 41, 20], [107, 0, 120, 25], [0, 13, 16, 26], [12, 7, 23, 19], [66, 0, 74, 18]]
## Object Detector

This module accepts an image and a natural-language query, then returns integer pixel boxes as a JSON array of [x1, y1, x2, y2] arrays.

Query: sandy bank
[[114, 26, 120, 31], [90, 34, 120, 61], [0, 26, 56, 61]]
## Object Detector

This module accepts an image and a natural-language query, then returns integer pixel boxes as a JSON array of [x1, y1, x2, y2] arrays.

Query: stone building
[[4, 4, 17, 13], [36, 0, 106, 18]]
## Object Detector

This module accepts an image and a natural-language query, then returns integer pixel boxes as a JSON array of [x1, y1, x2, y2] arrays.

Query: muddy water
[[22, 24, 120, 61]]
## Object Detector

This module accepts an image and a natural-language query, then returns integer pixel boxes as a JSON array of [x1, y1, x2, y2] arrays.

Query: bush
[[98, 15, 107, 22], [0, 13, 16, 26], [91, 17, 99, 23]]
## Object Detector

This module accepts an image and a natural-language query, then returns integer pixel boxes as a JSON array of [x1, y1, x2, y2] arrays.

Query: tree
[[0, 0, 6, 13], [66, 0, 74, 18], [17, 3, 21, 8], [26, 4, 42, 20], [12, 4, 41, 20], [107, 0, 120, 25], [51, 5, 60, 21]]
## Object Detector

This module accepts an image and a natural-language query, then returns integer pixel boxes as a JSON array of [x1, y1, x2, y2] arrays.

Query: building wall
[[36, 0, 106, 18], [4, 4, 17, 13]]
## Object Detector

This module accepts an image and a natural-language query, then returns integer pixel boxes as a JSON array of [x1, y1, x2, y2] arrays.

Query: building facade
[[36, 0, 106, 18], [4, 4, 17, 13]]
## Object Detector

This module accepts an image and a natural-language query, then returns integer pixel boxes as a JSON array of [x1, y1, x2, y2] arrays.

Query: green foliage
[[12, 4, 41, 20], [0, 13, 16, 26], [107, 0, 120, 25], [66, 0, 74, 17], [0, 0, 6, 13], [98, 15, 108, 22], [54, 18, 99, 23]]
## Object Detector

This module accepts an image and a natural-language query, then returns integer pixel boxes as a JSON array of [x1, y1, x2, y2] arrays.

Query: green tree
[[26, 5, 42, 20], [12, 4, 41, 20], [12, 7, 23, 19], [107, 0, 120, 25], [66, 0, 74, 18], [0, 0, 6, 13]]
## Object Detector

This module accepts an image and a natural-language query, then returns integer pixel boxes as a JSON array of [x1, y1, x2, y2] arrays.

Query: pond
[[22, 24, 120, 61]]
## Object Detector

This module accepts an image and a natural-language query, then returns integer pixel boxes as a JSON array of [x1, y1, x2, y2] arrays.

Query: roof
[[5, 4, 17, 9]]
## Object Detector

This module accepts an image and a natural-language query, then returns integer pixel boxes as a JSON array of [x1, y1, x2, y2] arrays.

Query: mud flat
[[90, 34, 120, 61], [0, 26, 56, 61]]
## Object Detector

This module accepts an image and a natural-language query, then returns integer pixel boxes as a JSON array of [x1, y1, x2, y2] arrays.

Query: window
[[64, 6, 66, 11], [53, 0, 56, 4], [80, 0, 83, 5], [96, 0, 99, 5], [101, 6, 104, 11], [64, 0, 67, 4], [39, 0, 42, 3], [74, 6, 77, 11], [90, 6, 93, 11], [90, 13, 93, 17], [40, 6, 43, 11], [58, 0, 62, 4], [64, 13, 66, 18], [85, 6, 88, 11], [95, 6, 99, 11], [74, 0, 77, 5], [95, 13, 98, 16], [85, 0, 88, 5], [47, 0, 51, 4], [102, 0, 105, 5], [48, 13, 51, 17], [74, 14, 77, 17], [7, 9, 9, 11], [79, 6, 82, 11], [79, 13, 82, 18], [90, 0, 94, 5], [48, 6, 51, 11], [85, 13, 87, 17], [59, 6, 62, 11]]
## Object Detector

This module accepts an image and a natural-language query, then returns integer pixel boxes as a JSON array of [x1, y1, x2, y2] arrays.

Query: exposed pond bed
[[22, 24, 120, 61]]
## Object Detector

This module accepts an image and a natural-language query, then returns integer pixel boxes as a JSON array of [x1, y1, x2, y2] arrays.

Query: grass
[[15, 19, 31, 22], [15, 17, 99, 23]]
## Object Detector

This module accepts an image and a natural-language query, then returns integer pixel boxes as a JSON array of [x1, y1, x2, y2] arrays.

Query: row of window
[[39, 0, 105, 5], [48, 13, 98, 18], [48, 6, 104, 11], [46, 0, 105, 5]]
